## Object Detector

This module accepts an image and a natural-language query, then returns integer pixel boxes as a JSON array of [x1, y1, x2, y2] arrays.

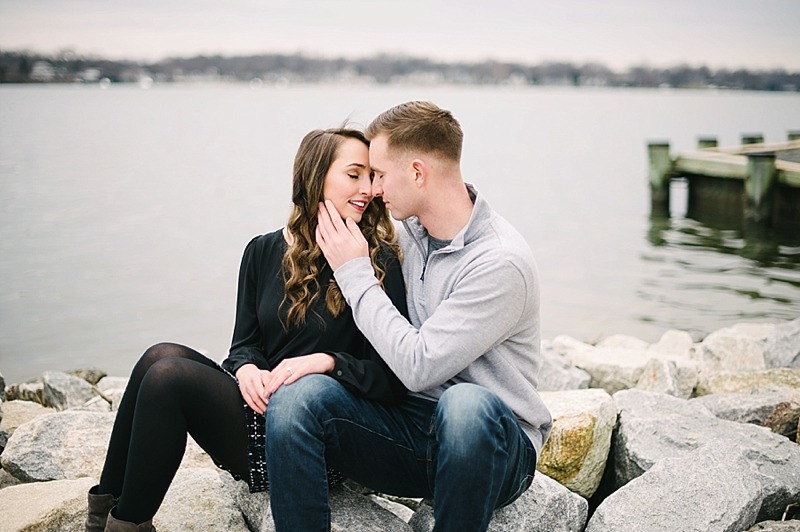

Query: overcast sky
[[1, 0, 798, 70]]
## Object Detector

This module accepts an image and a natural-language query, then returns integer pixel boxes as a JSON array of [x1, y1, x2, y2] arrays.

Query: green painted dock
[[648, 133, 800, 227]]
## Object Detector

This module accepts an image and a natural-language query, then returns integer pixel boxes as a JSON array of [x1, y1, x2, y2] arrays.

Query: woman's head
[[283, 127, 400, 328], [291, 128, 372, 224]]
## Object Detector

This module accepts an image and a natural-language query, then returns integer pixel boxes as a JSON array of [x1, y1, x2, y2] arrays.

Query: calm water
[[1, 83, 799, 384]]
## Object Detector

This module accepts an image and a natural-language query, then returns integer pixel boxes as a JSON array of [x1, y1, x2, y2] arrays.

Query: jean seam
[[321, 417, 417, 453]]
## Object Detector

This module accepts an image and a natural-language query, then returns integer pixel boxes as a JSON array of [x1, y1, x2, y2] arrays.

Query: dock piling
[[697, 137, 718, 149], [647, 141, 672, 214], [744, 152, 777, 225], [741, 134, 764, 145]]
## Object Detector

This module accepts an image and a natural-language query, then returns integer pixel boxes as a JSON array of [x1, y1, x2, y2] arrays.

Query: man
[[266, 101, 552, 531]]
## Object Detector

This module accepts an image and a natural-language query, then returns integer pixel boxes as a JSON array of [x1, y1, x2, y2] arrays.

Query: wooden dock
[[648, 133, 800, 228]]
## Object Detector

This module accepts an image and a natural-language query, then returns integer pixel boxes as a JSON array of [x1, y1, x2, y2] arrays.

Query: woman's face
[[322, 138, 373, 223]]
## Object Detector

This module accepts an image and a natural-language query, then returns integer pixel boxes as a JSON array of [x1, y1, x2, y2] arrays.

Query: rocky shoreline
[[1, 319, 799, 531]]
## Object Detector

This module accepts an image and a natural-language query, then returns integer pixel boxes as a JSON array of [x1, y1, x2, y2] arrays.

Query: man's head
[[365, 101, 463, 163], [366, 101, 463, 220]]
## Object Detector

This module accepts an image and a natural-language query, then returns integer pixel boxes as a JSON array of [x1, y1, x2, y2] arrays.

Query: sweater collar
[[403, 183, 492, 251]]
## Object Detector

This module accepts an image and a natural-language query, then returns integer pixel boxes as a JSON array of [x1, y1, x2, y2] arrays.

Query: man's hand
[[316, 200, 369, 271]]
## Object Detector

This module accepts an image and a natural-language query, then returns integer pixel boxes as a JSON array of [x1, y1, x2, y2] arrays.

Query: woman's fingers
[[235, 364, 268, 414]]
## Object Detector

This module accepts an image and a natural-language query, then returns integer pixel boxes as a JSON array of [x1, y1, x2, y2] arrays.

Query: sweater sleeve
[[326, 248, 408, 403], [222, 236, 269, 376], [334, 256, 527, 392]]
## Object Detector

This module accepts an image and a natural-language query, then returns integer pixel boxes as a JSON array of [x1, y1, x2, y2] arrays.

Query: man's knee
[[438, 384, 505, 426], [436, 384, 510, 451]]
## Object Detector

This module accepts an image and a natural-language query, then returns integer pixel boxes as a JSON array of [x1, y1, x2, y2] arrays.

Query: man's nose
[[372, 180, 383, 197]]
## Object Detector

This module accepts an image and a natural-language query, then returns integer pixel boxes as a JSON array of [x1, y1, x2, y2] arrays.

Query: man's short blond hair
[[366, 101, 463, 163]]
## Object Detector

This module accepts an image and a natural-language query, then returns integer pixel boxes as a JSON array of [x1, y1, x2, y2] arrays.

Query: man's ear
[[411, 159, 426, 188]]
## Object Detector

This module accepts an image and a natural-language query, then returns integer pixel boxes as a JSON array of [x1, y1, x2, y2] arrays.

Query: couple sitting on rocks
[[87, 101, 553, 532]]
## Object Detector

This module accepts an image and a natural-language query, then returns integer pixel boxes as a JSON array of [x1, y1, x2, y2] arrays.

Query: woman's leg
[[97, 343, 250, 523]]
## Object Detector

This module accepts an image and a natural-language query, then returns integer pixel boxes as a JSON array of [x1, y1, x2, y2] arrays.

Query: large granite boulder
[[42, 371, 98, 411], [0, 400, 55, 450], [537, 341, 591, 391], [553, 330, 699, 397], [692, 322, 775, 376], [538, 388, 615, 498], [697, 368, 800, 396], [690, 390, 800, 440], [612, 389, 800, 521], [408, 472, 588, 532], [587, 443, 763, 532], [0, 476, 95, 531], [1, 409, 214, 483], [154, 468, 250, 531], [1, 411, 115, 482], [763, 317, 800, 368]]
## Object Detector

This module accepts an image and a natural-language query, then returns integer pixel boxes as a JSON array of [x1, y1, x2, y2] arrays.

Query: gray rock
[[587, 443, 762, 532], [0, 400, 56, 449], [0, 369, 5, 395], [553, 335, 646, 394], [73, 395, 113, 412], [748, 521, 800, 531], [222, 473, 413, 531], [153, 468, 250, 532], [634, 358, 683, 397], [596, 334, 649, 351], [42, 370, 97, 410], [613, 389, 800, 521], [0, 476, 95, 532], [5, 381, 44, 404], [68, 368, 107, 385], [764, 318, 800, 368], [538, 388, 616, 498], [697, 368, 800, 396], [95, 376, 129, 411], [409, 473, 588, 532], [538, 341, 591, 391], [1, 410, 115, 482], [693, 323, 775, 376], [646, 329, 695, 358], [690, 391, 800, 440], [0, 468, 23, 490]]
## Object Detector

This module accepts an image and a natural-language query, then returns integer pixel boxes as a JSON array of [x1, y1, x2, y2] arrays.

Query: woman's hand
[[235, 363, 271, 414], [263, 353, 336, 397]]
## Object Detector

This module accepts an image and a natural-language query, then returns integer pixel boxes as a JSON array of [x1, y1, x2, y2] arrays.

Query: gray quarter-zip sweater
[[333, 185, 552, 455]]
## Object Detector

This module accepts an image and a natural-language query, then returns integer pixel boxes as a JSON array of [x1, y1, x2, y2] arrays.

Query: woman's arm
[[222, 236, 269, 376], [323, 246, 408, 403]]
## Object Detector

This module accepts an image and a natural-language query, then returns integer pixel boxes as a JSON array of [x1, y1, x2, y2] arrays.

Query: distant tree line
[[1, 49, 798, 91]]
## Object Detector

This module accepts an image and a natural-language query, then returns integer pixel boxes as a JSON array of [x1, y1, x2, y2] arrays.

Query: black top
[[221, 229, 408, 404]]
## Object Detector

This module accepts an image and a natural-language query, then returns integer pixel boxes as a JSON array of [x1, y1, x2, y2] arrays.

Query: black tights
[[98, 343, 249, 523]]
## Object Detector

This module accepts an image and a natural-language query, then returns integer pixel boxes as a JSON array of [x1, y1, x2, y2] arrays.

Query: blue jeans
[[265, 375, 537, 532]]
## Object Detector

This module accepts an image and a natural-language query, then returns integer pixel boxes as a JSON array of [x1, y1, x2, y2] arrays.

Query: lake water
[[1, 83, 799, 384]]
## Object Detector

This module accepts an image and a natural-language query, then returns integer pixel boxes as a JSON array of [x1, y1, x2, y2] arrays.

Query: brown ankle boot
[[104, 507, 156, 531], [85, 485, 117, 532]]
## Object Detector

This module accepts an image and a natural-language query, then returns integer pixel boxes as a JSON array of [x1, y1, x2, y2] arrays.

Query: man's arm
[[317, 201, 528, 391]]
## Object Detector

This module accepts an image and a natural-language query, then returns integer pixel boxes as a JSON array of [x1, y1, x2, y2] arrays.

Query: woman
[[86, 127, 408, 532]]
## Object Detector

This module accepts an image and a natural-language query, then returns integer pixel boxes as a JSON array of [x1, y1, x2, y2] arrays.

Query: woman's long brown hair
[[282, 127, 401, 328]]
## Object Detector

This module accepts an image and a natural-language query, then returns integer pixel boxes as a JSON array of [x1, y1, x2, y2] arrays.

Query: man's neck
[[418, 181, 474, 240]]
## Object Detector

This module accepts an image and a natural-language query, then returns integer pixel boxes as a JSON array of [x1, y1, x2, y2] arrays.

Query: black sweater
[[221, 229, 407, 403]]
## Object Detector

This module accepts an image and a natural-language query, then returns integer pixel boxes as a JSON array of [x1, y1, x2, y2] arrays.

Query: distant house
[[30, 61, 55, 82]]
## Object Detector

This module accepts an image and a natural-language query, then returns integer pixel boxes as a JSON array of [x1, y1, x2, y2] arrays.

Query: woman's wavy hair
[[282, 127, 401, 328]]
